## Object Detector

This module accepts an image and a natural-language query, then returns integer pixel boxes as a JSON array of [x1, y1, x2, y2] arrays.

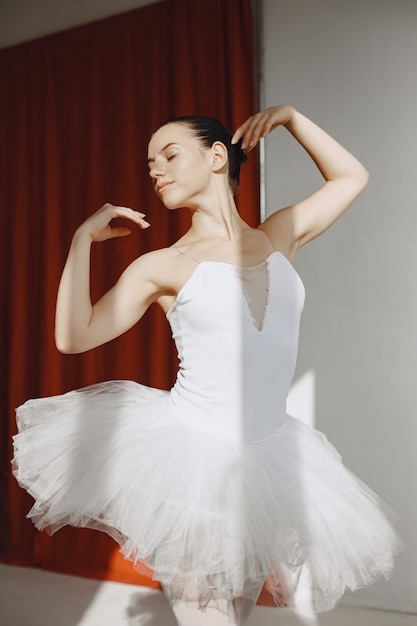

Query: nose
[[148, 160, 165, 180]]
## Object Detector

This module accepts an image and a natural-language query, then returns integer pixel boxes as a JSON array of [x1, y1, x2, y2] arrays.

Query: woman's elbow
[[55, 333, 86, 354], [358, 165, 370, 190]]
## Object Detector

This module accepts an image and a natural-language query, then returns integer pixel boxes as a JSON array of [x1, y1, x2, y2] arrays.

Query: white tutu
[[12, 254, 403, 615], [13, 380, 402, 613]]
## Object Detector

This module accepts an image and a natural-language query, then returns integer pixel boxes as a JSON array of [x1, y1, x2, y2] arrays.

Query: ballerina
[[13, 106, 402, 625]]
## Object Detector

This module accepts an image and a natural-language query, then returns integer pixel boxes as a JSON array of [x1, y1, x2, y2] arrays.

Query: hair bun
[[231, 138, 248, 165]]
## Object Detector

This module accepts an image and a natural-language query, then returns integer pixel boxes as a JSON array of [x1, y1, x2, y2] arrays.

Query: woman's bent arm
[[55, 204, 154, 354], [233, 106, 369, 254]]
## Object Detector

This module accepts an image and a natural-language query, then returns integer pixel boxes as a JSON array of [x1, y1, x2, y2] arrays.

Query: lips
[[157, 182, 173, 193]]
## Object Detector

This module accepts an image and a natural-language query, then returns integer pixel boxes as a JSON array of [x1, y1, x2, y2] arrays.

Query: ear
[[210, 141, 228, 172]]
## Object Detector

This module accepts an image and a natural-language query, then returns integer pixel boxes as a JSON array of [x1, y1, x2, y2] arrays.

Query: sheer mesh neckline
[[233, 262, 270, 332], [169, 252, 274, 331]]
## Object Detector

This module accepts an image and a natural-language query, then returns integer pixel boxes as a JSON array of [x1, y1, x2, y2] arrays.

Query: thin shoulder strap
[[175, 248, 201, 264], [261, 228, 276, 254]]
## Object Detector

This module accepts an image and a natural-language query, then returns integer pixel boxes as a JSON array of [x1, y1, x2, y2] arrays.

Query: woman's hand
[[77, 203, 150, 243], [232, 105, 295, 152]]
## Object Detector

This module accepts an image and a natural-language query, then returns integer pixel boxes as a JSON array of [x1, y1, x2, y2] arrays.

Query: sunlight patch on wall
[[287, 370, 316, 427]]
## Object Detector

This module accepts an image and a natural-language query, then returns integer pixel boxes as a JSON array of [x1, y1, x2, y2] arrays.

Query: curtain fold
[[0, 0, 259, 586]]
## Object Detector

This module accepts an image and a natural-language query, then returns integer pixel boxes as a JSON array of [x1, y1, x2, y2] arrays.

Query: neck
[[188, 184, 249, 241]]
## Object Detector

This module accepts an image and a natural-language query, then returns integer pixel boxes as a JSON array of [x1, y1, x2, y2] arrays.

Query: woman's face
[[147, 123, 212, 209]]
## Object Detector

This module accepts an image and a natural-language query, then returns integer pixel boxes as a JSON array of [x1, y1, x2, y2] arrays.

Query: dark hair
[[158, 115, 247, 193]]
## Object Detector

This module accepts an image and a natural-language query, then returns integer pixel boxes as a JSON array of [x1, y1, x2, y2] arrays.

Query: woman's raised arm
[[232, 106, 369, 254], [55, 203, 155, 354]]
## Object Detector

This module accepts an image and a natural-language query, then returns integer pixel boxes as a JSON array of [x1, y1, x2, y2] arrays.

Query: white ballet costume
[[12, 252, 403, 623]]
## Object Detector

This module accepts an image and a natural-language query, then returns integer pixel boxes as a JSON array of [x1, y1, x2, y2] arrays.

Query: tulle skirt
[[12, 380, 403, 614]]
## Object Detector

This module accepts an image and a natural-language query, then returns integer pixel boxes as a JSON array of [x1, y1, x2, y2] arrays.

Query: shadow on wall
[[287, 370, 316, 428]]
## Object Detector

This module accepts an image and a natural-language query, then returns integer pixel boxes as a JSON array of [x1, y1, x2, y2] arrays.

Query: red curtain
[[0, 0, 259, 586]]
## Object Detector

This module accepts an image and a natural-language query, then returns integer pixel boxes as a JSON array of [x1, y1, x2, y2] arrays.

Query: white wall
[[262, 0, 417, 613]]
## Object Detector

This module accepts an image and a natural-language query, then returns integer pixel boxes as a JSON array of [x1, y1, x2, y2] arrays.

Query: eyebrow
[[147, 142, 179, 165]]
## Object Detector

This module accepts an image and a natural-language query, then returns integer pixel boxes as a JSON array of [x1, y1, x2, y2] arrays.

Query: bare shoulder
[[122, 246, 196, 313], [258, 207, 297, 261], [136, 245, 204, 314], [128, 246, 179, 270], [124, 247, 182, 287]]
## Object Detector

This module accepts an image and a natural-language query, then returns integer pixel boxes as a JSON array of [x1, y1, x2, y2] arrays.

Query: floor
[[0, 565, 415, 626]]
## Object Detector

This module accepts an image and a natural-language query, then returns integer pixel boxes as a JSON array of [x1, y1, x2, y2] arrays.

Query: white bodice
[[167, 252, 305, 441]]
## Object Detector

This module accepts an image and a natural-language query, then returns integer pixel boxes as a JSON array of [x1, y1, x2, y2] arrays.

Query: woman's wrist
[[73, 225, 94, 246], [282, 106, 297, 130]]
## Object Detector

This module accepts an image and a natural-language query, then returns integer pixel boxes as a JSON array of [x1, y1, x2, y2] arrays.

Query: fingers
[[101, 203, 151, 229], [231, 125, 246, 146], [231, 116, 265, 152], [108, 227, 132, 239], [103, 203, 150, 225], [232, 113, 272, 152], [85, 204, 151, 242], [231, 119, 259, 149], [232, 106, 293, 152], [131, 212, 151, 228]]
